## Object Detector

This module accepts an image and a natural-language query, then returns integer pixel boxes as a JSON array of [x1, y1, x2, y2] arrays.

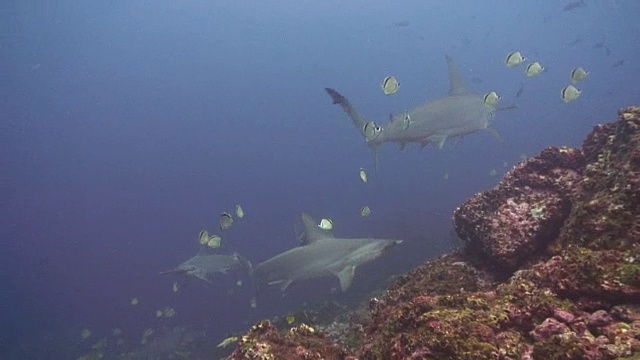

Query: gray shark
[[326, 56, 511, 161], [160, 249, 252, 284], [254, 213, 402, 293]]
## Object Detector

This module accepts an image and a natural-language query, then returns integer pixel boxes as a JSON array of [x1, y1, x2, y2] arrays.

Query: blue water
[[4, 1, 640, 358]]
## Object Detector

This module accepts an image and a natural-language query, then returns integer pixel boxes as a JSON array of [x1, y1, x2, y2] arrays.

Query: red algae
[[228, 107, 640, 360]]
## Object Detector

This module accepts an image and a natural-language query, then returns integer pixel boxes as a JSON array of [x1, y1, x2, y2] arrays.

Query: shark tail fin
[[325, 88, 369, 135], [159, 268, 184, 276], [234, 252, 254, 277]]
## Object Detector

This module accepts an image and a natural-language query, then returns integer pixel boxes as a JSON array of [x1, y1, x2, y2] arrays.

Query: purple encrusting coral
[[229, 107, 640, 359]]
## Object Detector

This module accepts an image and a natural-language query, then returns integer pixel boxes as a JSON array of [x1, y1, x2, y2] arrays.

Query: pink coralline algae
[[229, 107, 640, 360], [453, 146, 584, 271]]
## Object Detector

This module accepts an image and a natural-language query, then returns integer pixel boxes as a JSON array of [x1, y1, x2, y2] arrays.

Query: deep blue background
[[3, 1, 639, 358]]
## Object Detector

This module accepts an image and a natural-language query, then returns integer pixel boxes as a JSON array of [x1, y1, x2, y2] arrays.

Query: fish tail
[[234, 253, 254, 276], [159, 268, 183, 276], [325, 88, 368, 134]]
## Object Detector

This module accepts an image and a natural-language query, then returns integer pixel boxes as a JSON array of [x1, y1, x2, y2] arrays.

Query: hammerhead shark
[[254, 213, 403, 293], [160, 248, 252, 284], [326, 55, 511, 167]]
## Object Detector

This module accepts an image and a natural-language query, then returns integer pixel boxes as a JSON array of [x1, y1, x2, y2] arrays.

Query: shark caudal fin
[[159, 268, 185, 276], [325, 88, 369, 135], [325, 88, 382, 172]]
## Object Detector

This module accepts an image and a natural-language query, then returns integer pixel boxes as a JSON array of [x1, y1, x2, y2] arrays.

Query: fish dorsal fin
[[300, 213, 334, 244], [445, 55, 468, 96]]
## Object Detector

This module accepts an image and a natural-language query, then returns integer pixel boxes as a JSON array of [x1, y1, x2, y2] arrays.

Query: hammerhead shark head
[[160, 249, 252, 284], [326, 56, 510, 167], [254, 213, 403, 293]]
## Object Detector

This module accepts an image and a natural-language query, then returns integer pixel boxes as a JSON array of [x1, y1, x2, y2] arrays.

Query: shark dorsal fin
[[445, 55, 468, 96], [300, 213, 334, 244]]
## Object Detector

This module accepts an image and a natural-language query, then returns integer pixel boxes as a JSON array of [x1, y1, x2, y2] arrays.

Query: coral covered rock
[[228, 320, 353, 360], [453, 147, 583, 271], [229, 107, 640, 360], [559, 106, 640, 251]]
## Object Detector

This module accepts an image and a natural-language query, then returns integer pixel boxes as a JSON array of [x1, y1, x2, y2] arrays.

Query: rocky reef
[[229, 107, 640, 359]]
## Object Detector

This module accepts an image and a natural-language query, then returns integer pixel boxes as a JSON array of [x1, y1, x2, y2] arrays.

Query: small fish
[[360, 206, 371, 217], [163, 307, 176, 318], [155, 310, 163, 318], [130, 297, 139, 306], [81, 329, 92, 340], [489, 168, 498, 177], [112, 328, 122, 337], [505, 51, 525, 67], [391, 20, 410, 28], [381, 76, 400, 95], [286, 315, 296, 324], [562, 0, 586, 12], [443, 172, 449, 180], [318, 218, 333, 230], [207, 234, 222, 248], [198, 230, 209, 245], [525, 62, 544, 77], [172, 282, 179, 293], [219, 212, 234, 231], [570, 67, 588, 83], [401, 110, 411, 130], [217, 336, 238, 348], [561, 85, 581, 103], [359, 168, 367, 184], [611, 59, 624, 68], [91, 338, 107, 351], [483, 91, 501, 107], [363, 121, 382, 142], [235, 204, 245, 219], [567, 37, 583, 47], [236, 280, 243, 287]]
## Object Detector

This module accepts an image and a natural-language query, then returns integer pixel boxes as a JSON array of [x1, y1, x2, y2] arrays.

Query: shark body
[[326, 56, 504, 155], [160, 250, 252, 284], [254, 213, 402, 293]]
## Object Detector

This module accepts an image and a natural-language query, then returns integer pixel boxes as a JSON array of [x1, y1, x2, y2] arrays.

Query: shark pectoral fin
[[497, 103, 517, 112], [336, 265, 356, 292], [195, 274, 214, 284], [428, 135, 447, 149], [486, 128, 503, 144], [281, 280, 292, 293], [452, 135, 464, 146], [399, 142, 406, 151]]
